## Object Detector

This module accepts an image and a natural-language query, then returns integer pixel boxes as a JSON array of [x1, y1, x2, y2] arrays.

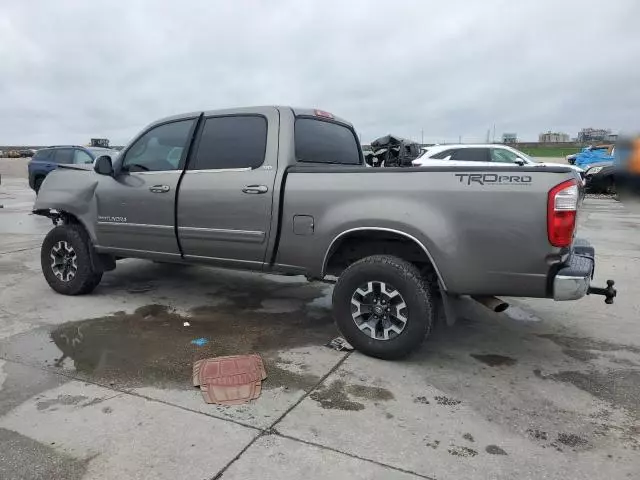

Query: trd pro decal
[[455, 173, 532, 186]]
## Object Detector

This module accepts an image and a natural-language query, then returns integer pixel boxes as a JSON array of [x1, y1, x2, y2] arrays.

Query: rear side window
[[191, 116, 267, 170], [295, 118, 361, 165], [53, 148, 74, 164], [451, 148, 489, 162], [32, 149, 53, 161]]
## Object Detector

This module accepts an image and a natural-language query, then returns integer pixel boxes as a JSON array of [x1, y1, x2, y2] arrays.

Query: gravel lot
[[0, 161, 639, 479]]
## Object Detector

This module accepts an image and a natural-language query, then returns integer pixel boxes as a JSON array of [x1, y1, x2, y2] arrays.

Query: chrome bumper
[[553, 241, 594, 301]]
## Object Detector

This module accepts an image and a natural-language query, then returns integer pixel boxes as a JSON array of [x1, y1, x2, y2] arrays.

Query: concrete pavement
[[0, 170, 638, 479]]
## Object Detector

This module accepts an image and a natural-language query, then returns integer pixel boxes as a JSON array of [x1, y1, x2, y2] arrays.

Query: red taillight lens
[[314, 109, 334, 119], [547, 179, 579, 247]]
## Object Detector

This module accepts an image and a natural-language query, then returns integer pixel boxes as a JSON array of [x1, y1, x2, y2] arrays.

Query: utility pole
[[458, 135, 462, 143], [486, 129, 491, 143], [492, 124, 496, 143], [421, 129, 424, 145]]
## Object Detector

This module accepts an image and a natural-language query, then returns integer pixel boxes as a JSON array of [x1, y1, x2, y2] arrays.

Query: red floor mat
[[193, 354, 267, 405]]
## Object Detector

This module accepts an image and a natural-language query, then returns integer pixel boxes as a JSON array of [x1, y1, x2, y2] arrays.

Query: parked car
[[413, 144, 585, 177], [572, 145, 614, 169], [28, 146, 118, 193], [33, 107, 616, 359], [584, 161, 616, 194]]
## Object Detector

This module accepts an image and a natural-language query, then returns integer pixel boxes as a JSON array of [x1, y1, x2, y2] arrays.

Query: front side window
[[451, 148, 489, 162], [490, 148, 521, 163], [190, 116, 267, 170], [122, 119, 195, 172], [295, 118, 361, 165], [53, 148, 74, 164], [74, 149, 94, 165]]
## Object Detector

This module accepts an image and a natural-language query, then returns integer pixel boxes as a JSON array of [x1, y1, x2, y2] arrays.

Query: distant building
[[539, 131, 570, 143], [502, 133, 517, 143], [577, 128, 611, 143]]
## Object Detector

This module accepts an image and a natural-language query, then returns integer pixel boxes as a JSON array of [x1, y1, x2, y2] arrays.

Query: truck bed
[[276, 164, 578, 297]]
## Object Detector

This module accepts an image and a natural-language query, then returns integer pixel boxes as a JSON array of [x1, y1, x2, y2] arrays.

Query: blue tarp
[[574, 147, 614, 169]]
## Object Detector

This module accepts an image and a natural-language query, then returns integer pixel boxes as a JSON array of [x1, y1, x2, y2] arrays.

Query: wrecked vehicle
[[34, 106, 616, 359], [365, 135, 422, 167]]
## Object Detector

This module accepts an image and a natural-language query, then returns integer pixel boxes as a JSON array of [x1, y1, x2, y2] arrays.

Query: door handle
[[242, 185, 268, 194], [149, 185, 170, 193]]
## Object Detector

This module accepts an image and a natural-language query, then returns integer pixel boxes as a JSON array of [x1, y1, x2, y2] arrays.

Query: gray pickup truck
[[33, 106, 616, 359]]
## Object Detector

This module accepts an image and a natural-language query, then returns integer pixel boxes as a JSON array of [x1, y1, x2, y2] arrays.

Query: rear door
[[177, 109, 279, 268], [94, 117, 198, 257]]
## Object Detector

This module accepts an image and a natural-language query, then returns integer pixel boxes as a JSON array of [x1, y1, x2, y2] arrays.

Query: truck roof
[[148, 106, 354, 129]]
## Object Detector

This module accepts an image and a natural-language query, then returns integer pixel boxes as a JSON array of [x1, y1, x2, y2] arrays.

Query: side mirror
[[94, 155, 114, 176], [515, 159, 525, 166]]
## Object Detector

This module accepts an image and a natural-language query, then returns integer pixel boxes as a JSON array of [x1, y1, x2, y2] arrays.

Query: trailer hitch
[[588, 280, 617, 304]]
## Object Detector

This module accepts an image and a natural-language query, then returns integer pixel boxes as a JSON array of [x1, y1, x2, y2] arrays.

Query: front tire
[[41, 224, 103, 295], [332, 255, 435, 360]]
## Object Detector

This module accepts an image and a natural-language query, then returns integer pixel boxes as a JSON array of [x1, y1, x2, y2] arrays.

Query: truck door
[[94, 118, 197, 257], [177, 109, 279, 268]]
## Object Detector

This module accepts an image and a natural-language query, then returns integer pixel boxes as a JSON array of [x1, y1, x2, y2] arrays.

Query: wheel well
[[324, 230, 439, 283]]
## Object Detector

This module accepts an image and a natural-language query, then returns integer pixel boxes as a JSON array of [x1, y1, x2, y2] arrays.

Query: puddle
[[556, 432, 589, 448], [547, 369, 640, 419], [448, 445, 477, 457], [485, 445, 507, 455], [309, 380, 394, 411], [310, 380, 365, 411], [539, 334, 640, 355], [470, 354, 517, 367], [1, 282, 338, 391], [434, 395, 461, 406]]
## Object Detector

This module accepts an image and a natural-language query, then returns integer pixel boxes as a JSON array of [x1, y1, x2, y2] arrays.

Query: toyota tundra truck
[[33, 106, 616, 359]]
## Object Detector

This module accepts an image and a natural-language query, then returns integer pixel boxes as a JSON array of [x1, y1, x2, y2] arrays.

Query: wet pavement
[[1, 175, 639, 479]]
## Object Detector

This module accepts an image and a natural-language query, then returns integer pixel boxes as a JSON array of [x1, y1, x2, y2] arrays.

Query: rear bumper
[[553, 240, 595, 301]]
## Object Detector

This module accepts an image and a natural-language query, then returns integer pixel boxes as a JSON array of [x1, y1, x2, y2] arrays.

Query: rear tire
[[332, 255, 435, 360], [41, 224, 103, 295], [604, 177, 616, 195]]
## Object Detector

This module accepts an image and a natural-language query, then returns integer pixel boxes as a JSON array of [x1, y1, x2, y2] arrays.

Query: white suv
[[412, 144, 584, 175]]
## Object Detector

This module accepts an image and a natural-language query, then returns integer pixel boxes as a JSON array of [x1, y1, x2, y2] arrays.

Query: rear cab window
[[295, 117, 361, 165]]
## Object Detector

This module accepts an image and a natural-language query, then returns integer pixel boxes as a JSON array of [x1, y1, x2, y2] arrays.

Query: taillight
[[547, 179, 579, 247], [314, 109, 334, 119]]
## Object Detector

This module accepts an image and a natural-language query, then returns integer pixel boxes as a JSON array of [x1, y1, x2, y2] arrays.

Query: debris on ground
[[190, 337, 208, 347], [193, 354, 267, 405], [325, 336, 354, 352], [183, 321, 191, 327]]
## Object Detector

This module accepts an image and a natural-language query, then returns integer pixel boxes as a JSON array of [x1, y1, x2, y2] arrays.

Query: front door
[[95, 118, 197, 258], [177, 110, 279, 268]]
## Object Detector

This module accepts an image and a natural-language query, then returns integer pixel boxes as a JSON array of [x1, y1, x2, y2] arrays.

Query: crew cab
[[33, 107, 616, 359]]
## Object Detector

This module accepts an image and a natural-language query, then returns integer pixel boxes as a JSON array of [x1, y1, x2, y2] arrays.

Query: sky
[[1, 0, 639, 146]]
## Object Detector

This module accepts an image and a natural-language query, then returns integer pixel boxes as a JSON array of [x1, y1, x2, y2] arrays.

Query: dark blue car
[[28, 146, 117, 192]]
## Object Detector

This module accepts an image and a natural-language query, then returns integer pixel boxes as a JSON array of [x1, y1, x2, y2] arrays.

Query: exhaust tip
[[471, 295, 509, 313], [493, 302, 509, 313]]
